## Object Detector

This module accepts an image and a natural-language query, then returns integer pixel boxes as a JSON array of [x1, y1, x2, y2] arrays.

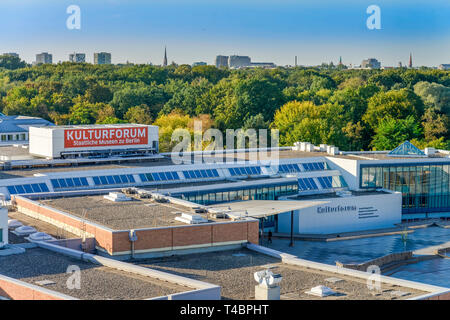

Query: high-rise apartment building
[[361, 58, 381, 69], [69, 53, 86, 63], [35, 52, 53, 64], [228, 55, 251, 68], [215, 55, 229, 68], [94, 52, 112, 65]]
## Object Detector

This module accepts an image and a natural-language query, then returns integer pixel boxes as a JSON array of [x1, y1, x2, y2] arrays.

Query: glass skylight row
[[302, 162, 326, 171], [139, 171, 180, 182], [228, 167, 262, 176], [298, 178, 318, 191], [277, 164, 301, 173], [51, 177, 89, 189], [317, 176, 333, 189], [92, 174, 135, 186], [182, 169, 219, 179], [7, 183, 50, 195]]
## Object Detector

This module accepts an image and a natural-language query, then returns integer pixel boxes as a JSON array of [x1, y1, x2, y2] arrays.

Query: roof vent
[[104, 192, 132, 202], [8, 219, 23, 229], [13, 226, 37, 236], [28, 232, 55, 242], [305, 285, 336, 297], [175, 213, 208, 224]]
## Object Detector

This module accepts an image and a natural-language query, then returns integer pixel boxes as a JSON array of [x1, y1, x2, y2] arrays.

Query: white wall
[[0, 207, 8, 246], [278, 192, 402, 234], [325, 157, 359, 190], [29, 127, 54, 158], [29, 125, 159, 158]]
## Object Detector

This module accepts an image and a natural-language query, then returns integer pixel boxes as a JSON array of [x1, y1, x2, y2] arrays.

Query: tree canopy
[[0, 62, 449, 151]]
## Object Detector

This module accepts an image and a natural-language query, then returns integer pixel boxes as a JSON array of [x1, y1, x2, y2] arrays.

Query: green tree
[[0, 55, 27, 70], [414, 81, 450, 115], [371, 116, 422, 150], [124, 105, 153, 125], [363, 89, 424, 131], [271, 101, 348, 148]]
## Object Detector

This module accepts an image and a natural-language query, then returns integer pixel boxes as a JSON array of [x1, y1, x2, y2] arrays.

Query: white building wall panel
[[278, 192, 402, 234]]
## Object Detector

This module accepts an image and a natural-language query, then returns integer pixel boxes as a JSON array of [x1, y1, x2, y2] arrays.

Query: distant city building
[[69, 53, 86, 63], [35, 52, 53, 64], [398, 62, 403, 68], [409, 53, 413, 68], [216, 55, 276, 69], [192, 62, 207, 67], [248, 62, 276, 69], [3, 53, 19, 58], [361, 58, 381, 69], [215, 55, 229, 68], [228, 55, 251, 68], [438, 64, 450, 70], [94, 52, 111, 65], [163, 47, 168, 67]]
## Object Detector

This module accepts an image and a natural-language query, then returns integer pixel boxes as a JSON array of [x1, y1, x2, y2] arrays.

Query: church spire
[[163, 46, 168, 67]]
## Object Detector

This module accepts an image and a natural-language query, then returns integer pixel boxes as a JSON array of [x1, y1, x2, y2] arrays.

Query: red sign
[[64, 127, 148, 148]]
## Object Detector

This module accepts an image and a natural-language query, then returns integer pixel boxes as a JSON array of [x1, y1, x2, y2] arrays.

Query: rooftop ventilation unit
[[104, 192, 132, 202], [8, 219, 23, 229], [305, 285, 336, 297], [14, 225, 37, 236], [175, 213, 208, 224], [28, 232, 55, 242]]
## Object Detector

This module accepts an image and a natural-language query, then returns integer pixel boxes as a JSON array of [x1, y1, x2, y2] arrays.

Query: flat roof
[[207, 191, 392, 219], [0, 247, 190, 300], [208, 200, 327, 219], [39, 194, 230, 230], [136, 248, 427, 300]]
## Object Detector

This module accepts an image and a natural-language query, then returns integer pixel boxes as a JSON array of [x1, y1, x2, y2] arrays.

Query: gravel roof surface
[[136, 248, 426, 300], [39, 195, 208, 230], [0, 248, 189, 300]]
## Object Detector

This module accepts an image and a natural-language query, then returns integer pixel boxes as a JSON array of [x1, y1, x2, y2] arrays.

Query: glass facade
[[173, 181, 299, 206], [360, 163, 450, 214]]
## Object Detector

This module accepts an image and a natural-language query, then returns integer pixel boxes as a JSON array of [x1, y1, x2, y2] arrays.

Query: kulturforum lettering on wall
[[64, 127, 148, 148], [317, 205, 357, 214]]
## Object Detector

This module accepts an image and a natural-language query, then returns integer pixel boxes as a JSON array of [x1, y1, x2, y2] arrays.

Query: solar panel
[[80, 177, 89, 186], [51, 179, 60, 188], [58, 179, 67, 188], [15, 185, 25, 193], [66, 179, 74, 187], [31, 184, 41, 193], [39, 183, 49, 192], [73, 177, 81, 186], [7, 186, 16, 194]]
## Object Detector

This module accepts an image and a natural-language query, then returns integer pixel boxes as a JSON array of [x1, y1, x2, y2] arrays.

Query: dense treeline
[[0, 54, 449, 152]]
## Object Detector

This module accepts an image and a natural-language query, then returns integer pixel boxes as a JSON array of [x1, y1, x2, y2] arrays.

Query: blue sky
[[0, 0, 449, 66]]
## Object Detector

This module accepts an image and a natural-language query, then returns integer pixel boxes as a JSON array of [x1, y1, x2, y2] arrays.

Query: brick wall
[[0, 276, 70, 300]]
